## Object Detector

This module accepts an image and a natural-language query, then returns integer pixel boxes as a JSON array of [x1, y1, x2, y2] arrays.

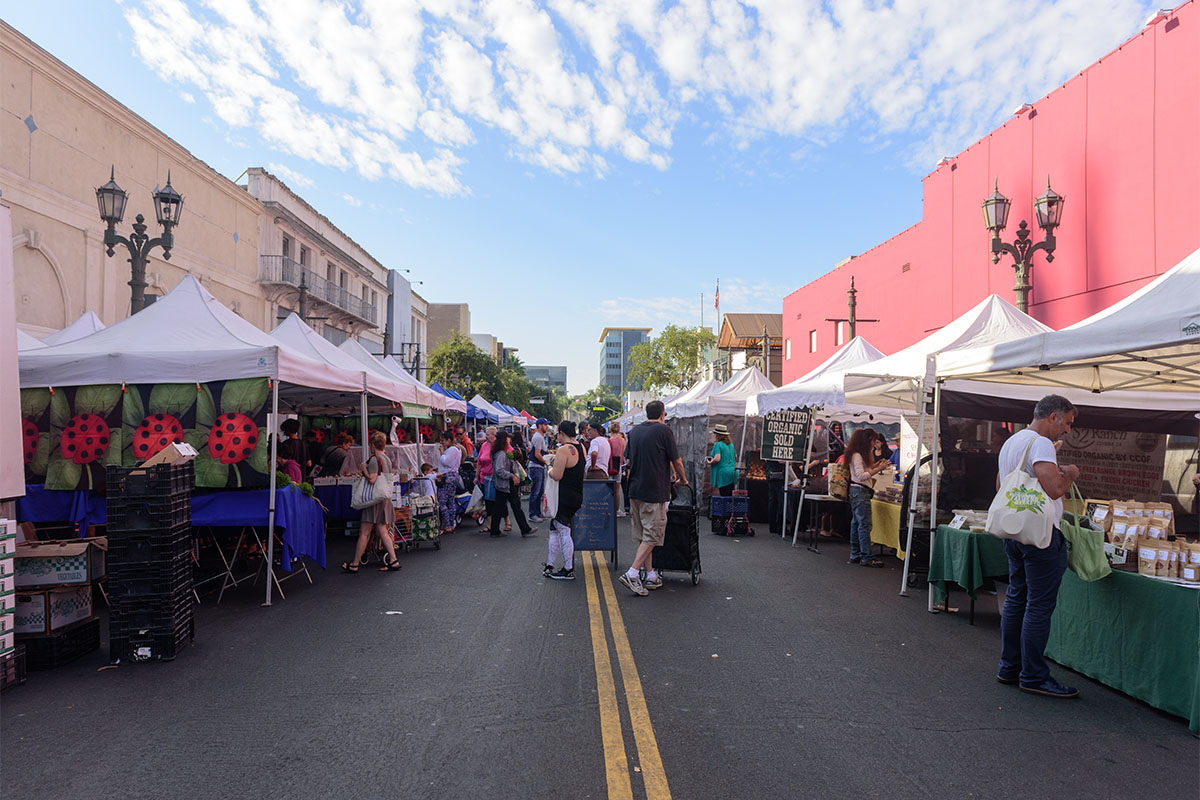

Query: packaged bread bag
[[1138, 540, 1158, 576], [1183, 543, 1200, 583], [1154, 543, 1171, 578], [1108, 515, 1129, 545]]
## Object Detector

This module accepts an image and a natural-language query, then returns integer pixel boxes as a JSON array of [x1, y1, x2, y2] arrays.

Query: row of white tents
[[13, 274, 532, 604], [621, 246, 1200, 602]]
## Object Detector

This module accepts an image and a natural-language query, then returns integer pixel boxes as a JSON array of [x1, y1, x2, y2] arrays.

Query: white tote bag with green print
[[985, 438, 1055, 549]]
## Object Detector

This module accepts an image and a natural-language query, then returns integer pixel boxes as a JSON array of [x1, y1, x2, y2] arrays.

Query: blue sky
[[4, 1, 1156, 394]]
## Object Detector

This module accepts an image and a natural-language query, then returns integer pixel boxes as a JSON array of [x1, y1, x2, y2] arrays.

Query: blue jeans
[[848, 485, 873, 561], [528, 464, 546, 518], [999, 529, 1068, 685]]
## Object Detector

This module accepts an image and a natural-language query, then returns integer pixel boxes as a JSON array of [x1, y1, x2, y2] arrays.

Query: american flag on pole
[[714, 279, 719, 309]]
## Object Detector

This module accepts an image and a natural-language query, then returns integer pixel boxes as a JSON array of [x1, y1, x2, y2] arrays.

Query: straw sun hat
[[712, 424, 730, 436]]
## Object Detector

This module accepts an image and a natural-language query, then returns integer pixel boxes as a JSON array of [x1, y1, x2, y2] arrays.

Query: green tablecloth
[[1047, 569, 1200, 732], [929, 525, 1009, 602]]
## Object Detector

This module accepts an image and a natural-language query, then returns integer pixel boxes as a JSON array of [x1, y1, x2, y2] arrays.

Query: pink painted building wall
[[782, 2, 1200, 381]]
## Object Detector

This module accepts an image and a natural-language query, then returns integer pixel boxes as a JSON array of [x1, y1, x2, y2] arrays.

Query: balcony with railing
[[258, 255, 378, 326]]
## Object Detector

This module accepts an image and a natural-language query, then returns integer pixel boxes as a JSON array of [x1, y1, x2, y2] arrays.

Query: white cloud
[[342, 193, 363, 207], [123, 0, 1154, 194], [266, 162, 314, 188], [179, 91, 196, 104]]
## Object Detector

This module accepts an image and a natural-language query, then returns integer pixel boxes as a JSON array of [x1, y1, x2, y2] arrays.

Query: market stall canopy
[[16, 329, 46, 350], [379, 355, 445, 410], [469, 394, 519, 425], [842, 295, 1052, 411], [939, 246, 1200, 395], [747, 337, 887, 416], [271, 314, 416, 406], [429, 381, 468, 413], [685, 367, 776, 417], [40, 311, 106, 346], [338, 341, 442, 410], [665, 378, 721, 418], [18, 275, 365, 406]]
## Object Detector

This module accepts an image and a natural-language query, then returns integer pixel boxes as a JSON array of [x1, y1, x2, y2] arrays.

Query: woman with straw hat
[[707, 423, 737, 532]]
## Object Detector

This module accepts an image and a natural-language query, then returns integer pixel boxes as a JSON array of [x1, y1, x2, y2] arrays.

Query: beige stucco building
[[1, 22, 266, 335], [245, 167, 387, 351]]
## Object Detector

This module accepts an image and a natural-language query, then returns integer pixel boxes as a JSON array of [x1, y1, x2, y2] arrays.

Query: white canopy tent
[[939, 245, 1200, 396], [17, 329, 46, 350], [338, 339, 443, 410], [271, 314, 415, 407], [18, 274, 372, 606], [41, 311, 106, 346], [665, 378, 721, 418], [468, 394, 521, 426], [748, 336, 891, 417], [380, 355, 446, 410]]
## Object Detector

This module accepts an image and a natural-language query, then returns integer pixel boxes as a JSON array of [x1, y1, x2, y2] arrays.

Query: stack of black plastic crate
[[105, 461, 196, 662]]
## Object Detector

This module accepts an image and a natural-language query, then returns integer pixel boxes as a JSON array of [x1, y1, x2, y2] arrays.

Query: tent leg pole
[[264, 379, 280, 608], [792, 413, 816, 547], [781, 461, 790, 540], [900, 386, 928, 597], [927, 381, 942, 613]]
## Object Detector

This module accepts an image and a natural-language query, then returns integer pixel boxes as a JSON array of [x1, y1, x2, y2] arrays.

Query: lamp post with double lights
[[96, 167, 184, 314], [982, 178, 1064, 313]]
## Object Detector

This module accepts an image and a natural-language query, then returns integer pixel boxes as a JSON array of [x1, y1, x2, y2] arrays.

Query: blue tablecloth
[[17, 484, 326, 570], [314, 484, 355, 520]]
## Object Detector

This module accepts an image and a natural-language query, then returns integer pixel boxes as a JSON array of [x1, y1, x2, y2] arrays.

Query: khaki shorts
[[630, 499, 668, 546]]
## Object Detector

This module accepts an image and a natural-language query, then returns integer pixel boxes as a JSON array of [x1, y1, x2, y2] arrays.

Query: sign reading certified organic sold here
[[762, 408, 812, 463], [1057, 427, 1168, 501]]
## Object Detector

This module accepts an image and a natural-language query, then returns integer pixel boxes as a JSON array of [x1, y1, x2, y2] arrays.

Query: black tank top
[[558, 442, 585, 512]]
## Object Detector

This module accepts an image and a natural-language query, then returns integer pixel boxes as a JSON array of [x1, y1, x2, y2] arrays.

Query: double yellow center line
[[583, 550, 671, 800]]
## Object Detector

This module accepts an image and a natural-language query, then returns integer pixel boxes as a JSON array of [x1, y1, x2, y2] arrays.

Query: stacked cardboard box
[[13, 535, 105, 669]]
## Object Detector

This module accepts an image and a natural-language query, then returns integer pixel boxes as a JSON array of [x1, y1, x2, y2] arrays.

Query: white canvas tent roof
[[338, 340, 443, 410], [748, 337, 888, 416], [381, 354, 446, 410], [665, 378, 720, 418], [842, 295, 1053, 411], [468, 394, 520, 425], [41, 311, 106, 346], [684, 367, 776, 417], [271, 314, 416, 406], [939, 246, 1200, 395], [16, 329, 45, 350], [18, 275, 365, 408]]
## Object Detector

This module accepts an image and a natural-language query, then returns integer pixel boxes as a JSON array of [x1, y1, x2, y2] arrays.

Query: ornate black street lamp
[[982, 178, 1063, 313], [96, 166, 184, 314]]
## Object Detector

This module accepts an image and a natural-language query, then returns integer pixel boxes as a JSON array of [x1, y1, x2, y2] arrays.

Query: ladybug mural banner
[[123, 378, 271, 489], [21, 385, 124, 491]]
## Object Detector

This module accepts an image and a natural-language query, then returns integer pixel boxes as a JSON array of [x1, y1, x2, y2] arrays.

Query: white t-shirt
[[530, 431, 547, 465], [997, 428, 1062, 521], [588, 436, 612, 473]]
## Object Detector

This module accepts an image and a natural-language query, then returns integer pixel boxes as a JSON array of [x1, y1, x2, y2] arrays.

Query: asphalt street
[[2, 519, 1196, 799]]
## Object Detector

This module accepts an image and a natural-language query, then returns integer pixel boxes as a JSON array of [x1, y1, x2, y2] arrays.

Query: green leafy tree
[[427, 332, 503, 400], [498, 367, 533, 411], [626, 324, 717, 394]]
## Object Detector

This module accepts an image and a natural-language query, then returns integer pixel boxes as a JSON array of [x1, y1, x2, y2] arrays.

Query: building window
[[327, 261, 336, 284], [362, 284, 370, 302], [282, 236, 291, 259], [785, 338, 791, 360], [340, 271, 348, 290], [299, 246, 309, 267], [809, 330, 817, 353], [836, 322, 845, 346]]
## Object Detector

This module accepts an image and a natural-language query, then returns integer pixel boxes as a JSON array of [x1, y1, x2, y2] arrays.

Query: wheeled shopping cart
[[652, 485, 702, 585]]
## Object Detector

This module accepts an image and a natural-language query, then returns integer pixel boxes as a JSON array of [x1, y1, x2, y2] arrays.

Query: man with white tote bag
[[988, 395, 1081, 698]]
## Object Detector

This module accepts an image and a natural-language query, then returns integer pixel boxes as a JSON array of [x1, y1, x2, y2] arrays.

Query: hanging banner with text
[[761, 408, 812, 463], [1056, 427, 1167, 501]]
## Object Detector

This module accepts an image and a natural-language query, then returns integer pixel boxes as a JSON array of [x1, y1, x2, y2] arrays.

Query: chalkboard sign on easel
[[574, 480, 617, 564]]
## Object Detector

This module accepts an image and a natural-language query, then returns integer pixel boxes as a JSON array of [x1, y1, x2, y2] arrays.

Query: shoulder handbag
[[1060, 483, 1111, 581], [985, 438, 1055, 549], [350, 456, 390, 510]]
